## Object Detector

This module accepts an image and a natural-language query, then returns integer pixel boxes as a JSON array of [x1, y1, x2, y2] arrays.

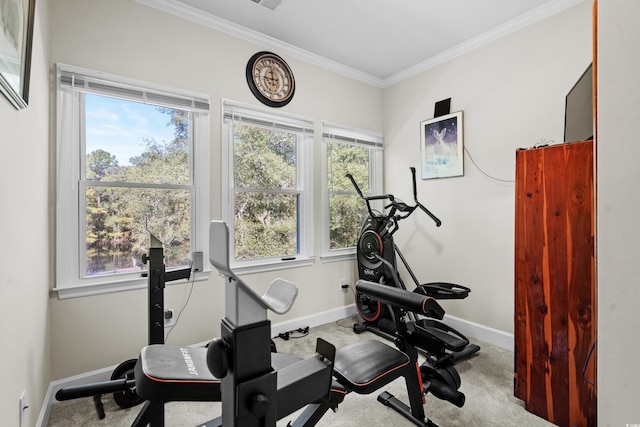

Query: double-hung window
[[55, 64, 210, 298], [222, 101, 314, 272], [322, 122, 383, 259]]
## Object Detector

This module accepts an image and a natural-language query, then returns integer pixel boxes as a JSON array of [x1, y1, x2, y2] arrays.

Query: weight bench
[[293, 279, 454, 427], [132, 221, 336, 426], [130, 220, 463, 426], [132, 345, 309, 402]]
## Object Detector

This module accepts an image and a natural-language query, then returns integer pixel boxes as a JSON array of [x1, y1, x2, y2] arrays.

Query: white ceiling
[[139, 0, 583, 87]]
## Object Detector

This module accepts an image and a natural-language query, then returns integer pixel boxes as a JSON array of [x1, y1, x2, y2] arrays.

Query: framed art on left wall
[[0, 0, 36, 109]]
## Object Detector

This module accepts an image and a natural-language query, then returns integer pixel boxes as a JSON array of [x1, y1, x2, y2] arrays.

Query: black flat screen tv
[[564, 63, 593, 143]]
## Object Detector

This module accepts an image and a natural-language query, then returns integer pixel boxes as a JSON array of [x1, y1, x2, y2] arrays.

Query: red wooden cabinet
[[514, 141, 596, 427]]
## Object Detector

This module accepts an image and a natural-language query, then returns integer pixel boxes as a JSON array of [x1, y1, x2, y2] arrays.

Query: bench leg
[[287, 401, 333, 427], [131, 401, 164, 427]]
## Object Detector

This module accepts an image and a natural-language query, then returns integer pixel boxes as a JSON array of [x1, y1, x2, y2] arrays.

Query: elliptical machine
[[347, 167, 480, 363]]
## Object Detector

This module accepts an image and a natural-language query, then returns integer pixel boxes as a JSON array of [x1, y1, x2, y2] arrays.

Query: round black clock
[[246, 51, 295, 108]]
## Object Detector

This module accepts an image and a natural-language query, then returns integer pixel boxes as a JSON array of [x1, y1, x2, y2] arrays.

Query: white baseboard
[[38, 366, 115, 427], [271, 303, 357, 337], [39, 304, 512, 426], [442, 313, 514, 351]]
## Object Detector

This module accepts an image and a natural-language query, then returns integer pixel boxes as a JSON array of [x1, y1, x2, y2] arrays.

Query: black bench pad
[[333, 340, 410, 395], [135, 344, 302, 403]]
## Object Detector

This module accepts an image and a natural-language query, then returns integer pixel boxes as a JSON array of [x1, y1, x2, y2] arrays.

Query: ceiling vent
[[250, 0, 282, 11]]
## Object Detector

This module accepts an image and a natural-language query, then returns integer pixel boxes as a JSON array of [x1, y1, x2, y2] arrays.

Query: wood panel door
[[514, 140, 596, 427]]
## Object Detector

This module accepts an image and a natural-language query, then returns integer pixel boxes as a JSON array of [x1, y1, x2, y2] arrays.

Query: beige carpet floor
[[48, 317, 553, 427]]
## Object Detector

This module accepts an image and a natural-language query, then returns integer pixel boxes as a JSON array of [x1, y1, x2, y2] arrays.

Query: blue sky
[[85, 93, 178, 166]]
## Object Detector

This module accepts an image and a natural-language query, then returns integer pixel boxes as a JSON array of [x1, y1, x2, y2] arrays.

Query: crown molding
[[135, 0, 386, 87], [136, 0, 585, 89], [383, 0, 586, 87]]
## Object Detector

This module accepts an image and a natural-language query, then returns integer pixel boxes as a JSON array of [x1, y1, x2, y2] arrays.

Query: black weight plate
[[111, 359, 144, 408]]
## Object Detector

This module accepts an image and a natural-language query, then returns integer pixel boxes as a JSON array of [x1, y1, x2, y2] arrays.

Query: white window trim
[[221, 100, 315, 274], [54, 64, 211, 299], [321, 121, 383, 261]]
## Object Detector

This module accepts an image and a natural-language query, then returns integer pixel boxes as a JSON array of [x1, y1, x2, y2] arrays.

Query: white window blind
[[322, 121, 383, 147], [223, 102, 313, 134], [58, 66, 210, 112]]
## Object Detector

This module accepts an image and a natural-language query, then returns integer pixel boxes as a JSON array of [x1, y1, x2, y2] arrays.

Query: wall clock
[[246, 51, 295, 108]]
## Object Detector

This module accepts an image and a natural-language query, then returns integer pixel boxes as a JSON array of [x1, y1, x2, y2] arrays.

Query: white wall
[[5, 0, 633, 423], [597, 1, 640, 424], [0, 1, 51, 425], [48, 0, 382, 379], [382, 1, 593, 333]]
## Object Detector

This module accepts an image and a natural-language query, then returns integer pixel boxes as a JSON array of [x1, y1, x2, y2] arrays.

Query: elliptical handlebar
[[347, 168, 442, 229], [346, 173, 396, 220], [346, 173, 364, 198], [410, 167, 441, 227]]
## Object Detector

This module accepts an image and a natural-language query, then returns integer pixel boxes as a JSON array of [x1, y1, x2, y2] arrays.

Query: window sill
[[52, 270, 211, 300], [230, 257, 315, 276], [320, 251, 356, 263]]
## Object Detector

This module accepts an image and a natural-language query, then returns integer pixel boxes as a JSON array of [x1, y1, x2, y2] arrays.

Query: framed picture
[[0, 0, 36, 109], [420, 110, 464, 179]]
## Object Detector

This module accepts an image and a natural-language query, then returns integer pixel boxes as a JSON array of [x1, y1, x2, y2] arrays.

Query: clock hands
[[263, 67, 281, 92]]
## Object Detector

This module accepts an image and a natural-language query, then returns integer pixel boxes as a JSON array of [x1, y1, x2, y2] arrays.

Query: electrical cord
[[277, 327, 309, 340], [164, 265, 197, 343], [533, 138, 556, 148], [335, 284, 362, 329], [336, 312, 361, 329], [463, 146, 514, 183], [463, 138, 558, 183], [582, 341, 596, 386]]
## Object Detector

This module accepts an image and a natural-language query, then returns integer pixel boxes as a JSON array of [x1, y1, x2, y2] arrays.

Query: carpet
[[47, 317, 553, 426]]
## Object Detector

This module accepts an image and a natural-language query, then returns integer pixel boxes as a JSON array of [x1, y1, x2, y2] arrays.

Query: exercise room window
[[55, 64, 210, 298], [322, 122, 383, 260], [222, 101, 314, 273]]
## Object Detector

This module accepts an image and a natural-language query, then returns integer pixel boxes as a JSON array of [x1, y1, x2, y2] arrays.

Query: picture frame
[[420, 110, 464, 179], [0, 0, 36, 110]]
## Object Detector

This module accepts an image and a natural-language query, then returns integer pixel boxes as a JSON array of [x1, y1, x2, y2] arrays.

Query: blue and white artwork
[[421, 111, 464, 179]]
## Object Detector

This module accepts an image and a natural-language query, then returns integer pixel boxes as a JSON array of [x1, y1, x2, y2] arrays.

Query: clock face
[[246, 52, 295, 107]]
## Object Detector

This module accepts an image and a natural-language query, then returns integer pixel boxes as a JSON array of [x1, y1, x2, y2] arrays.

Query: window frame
[[321, 121, 383, 261], [54, 64, 211, 299], [221, 100, 314, 273]]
